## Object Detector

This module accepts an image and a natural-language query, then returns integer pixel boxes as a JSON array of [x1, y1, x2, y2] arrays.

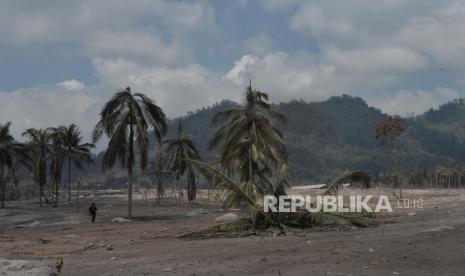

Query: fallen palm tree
[[178, 160, 374, 239]]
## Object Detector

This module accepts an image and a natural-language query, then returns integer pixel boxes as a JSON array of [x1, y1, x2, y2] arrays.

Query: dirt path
[[1, 188, 465, 275]]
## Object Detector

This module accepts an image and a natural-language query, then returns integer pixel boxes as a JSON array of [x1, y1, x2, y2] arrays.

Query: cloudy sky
[[1, 0, 465, 143]]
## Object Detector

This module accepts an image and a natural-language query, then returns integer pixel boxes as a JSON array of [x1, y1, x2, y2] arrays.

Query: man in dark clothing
[[89, 203, 97, 223]]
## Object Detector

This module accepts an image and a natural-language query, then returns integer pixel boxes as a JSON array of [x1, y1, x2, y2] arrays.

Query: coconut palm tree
[[209, 82, 286, 199], [47, 125, 93, 206], [93, 87, 167, 218], [22, 128, 52, 206], [48, 127, 66, 206], [163, 121, 202, 203], [180, 159, 371, 237], [56, 124, 94, 204], [0, 122, 31, 208]]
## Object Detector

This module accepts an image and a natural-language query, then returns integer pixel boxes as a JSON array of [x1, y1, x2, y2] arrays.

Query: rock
[[83, 243, 96, 251], [214, 213, 238, 223], [39, 238, 50, 244], [187, 208, 208, 217], [110, 257, 118, 261], [111, 217, 131, 223], [0, 258, 56, 276], [162, 267, 172, 272], [260, 257, 268, 262], [28, 221, 40, 227], [107, 245, 114, 251], [306, 240, 312, 244], [369, 248, 375, 252], [407, 212, 416, 216], [424, 226, 454, 233], [392, 272, 400, 275]]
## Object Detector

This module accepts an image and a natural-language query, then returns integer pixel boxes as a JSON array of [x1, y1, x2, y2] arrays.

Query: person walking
[[89, 202, 97, 223]]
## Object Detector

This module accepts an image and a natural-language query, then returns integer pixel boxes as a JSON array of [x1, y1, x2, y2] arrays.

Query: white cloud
[[371, 87, 464, 116], [0, 0, 216, 65], [223, 47, 428, 105], [57, 80, 86, 91], [224, 55, 258, 85], [325, 47, 428, 74], [260, 0, 301, 11], [92, 58, 239, 118], [85, 30, 191, 66], [244, 33, 273, 56], [287, 0, 465, 72], [0, 86, 99, 141], [224, 52, 315, 102]]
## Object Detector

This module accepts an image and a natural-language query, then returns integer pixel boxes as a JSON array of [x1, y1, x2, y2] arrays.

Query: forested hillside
[[88, 95, 465, 184]]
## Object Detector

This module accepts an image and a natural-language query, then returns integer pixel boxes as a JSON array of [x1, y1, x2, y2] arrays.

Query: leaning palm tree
[[179, 160, 372, 238], [0, 122, 31, 208], [163, 121, 202, 203], [58, 124, 94, 204], [93, 87, 167, 218], [22, 128, 52, 206], [209, 82, 286, 200]]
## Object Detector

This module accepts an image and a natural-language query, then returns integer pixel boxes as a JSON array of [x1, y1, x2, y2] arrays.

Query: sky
[[2, 0, 465, 143]]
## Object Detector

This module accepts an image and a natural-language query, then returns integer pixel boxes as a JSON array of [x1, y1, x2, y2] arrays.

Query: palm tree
[[0, 122, 31, 208], [58, 124, 94, 204], [149, 150, 172, 201], [180, 159, 371, 237], [163, 121, 202, 203], [48, 126, 67, 206], [209, 82, 286, 199], [22, 128, 52, 206], [93, 87, 167, 218]]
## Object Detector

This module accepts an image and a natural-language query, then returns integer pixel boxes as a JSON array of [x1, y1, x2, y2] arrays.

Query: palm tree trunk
[[39, 182, 43, 207], [247, 129, 257, 229], [248, 128, 254, 196], [76, 178, 80, 214], [55, 179, 59, 206], [68, 158, 71, 204], [127, 121, 134, 219], [1, 165, 5, 209], [156, 145, 163, 199], [128, 172, 133, 218], [39, 158, 45, 207]]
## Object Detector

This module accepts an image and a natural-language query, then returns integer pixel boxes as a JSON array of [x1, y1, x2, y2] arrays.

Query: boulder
[[27, 221, 40, 227], [214, 213, 238, 223], [0, 258, 56, 276], [111, 217, 131, 223]]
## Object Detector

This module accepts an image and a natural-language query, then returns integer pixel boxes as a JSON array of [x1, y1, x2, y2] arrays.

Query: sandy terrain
[[1, 188, 465, 275]]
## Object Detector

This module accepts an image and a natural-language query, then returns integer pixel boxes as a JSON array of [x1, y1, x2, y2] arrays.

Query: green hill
[[89, 95, 465, 184]]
